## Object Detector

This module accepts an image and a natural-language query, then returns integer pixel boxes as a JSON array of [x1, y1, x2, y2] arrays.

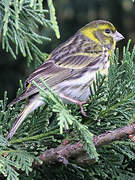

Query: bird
[[7, 20, 124, 139]]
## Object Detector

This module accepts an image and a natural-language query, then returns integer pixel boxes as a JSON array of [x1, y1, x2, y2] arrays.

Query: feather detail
[[7, 95, 44, 139], [8, 90, 28, 107]]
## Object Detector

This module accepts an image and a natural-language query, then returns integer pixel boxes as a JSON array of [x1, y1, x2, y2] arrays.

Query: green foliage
[[0, 0, 60, 66], [47, 0, 60, 39], [1, 41, 135, 179], [0, 150, 33, 180], [1, 1, 135, 179]]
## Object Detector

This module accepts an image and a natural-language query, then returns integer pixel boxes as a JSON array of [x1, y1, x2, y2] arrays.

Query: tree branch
[[34, 122, 135, 166]]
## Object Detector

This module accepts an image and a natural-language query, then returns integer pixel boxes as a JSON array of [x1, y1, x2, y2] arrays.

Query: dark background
[[0, 0, 135, 102]]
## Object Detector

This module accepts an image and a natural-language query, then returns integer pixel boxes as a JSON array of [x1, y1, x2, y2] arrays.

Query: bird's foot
[[61, 95, 87, 116], [78, 101, 87, 116]]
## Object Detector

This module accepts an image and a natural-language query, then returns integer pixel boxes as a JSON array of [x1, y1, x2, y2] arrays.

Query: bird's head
[[80, 20, 124, 49]]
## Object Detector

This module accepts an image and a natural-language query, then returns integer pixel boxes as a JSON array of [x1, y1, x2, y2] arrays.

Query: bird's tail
[[7, 97, 44, 140]]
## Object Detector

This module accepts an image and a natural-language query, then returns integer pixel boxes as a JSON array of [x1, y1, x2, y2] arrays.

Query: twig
[[34, 123, 135, 166]]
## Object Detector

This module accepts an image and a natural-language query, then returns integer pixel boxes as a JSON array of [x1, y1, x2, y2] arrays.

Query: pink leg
[[61, 95, 87, 116]]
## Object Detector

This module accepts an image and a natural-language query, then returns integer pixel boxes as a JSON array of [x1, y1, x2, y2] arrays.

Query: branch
[[34, 123, 135, 166]]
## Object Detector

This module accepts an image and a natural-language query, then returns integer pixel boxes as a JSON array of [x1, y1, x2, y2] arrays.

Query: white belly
[[56, 70, 96, 102], [56, 57, 110, 102]]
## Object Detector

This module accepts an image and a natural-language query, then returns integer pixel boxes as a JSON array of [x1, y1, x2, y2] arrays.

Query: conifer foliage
[[1, 0, 135, 179]]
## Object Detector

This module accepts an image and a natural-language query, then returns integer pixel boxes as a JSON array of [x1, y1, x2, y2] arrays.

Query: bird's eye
[[105, 29, 111, 34]]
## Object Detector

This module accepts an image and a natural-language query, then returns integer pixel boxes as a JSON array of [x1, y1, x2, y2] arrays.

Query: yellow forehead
[[81, 20, 116, 32], [96, 24, 116, 31]]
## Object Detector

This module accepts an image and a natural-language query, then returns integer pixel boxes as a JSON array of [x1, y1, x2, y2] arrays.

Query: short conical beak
[[113, 31, 124, 42]]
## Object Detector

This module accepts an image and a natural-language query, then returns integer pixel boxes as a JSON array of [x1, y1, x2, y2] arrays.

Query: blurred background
[[0, 0, 135, 102]]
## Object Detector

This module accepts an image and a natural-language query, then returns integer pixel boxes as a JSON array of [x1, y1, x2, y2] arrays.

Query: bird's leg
[[79, 101, 87, 116], [61, 95, 87, 116]]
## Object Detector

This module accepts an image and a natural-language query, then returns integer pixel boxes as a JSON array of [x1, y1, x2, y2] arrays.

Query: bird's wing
[[51, 33, 103, 69], [9, 35, 104, 106]]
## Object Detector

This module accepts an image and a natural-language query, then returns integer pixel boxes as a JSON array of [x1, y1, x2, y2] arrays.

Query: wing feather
[[9, 33, 104, 106]]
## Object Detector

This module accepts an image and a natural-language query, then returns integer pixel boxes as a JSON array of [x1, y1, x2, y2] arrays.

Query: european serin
[[7, 20, 124, 139]]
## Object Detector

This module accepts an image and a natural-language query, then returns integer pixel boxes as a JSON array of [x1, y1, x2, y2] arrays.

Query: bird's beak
[[113, 31, 124, 42]]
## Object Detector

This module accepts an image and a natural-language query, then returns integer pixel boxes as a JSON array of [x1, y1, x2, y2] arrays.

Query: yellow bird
[[7, 20, 124, 139]]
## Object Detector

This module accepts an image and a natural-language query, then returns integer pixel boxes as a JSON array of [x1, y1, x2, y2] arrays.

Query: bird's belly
[[56, 70, 96, 102], [55, 59, 110, 103]]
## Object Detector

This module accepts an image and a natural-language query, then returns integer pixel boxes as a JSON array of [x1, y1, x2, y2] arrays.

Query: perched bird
[[7, 20, 124, 139]]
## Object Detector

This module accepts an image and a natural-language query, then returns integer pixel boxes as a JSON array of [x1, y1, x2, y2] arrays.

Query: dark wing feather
[[51, 32, 103, 69], [8, 61, 71, 106]]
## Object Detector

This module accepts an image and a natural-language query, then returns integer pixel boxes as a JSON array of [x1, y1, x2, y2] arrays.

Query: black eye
[[105, 29, 111, 34]]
